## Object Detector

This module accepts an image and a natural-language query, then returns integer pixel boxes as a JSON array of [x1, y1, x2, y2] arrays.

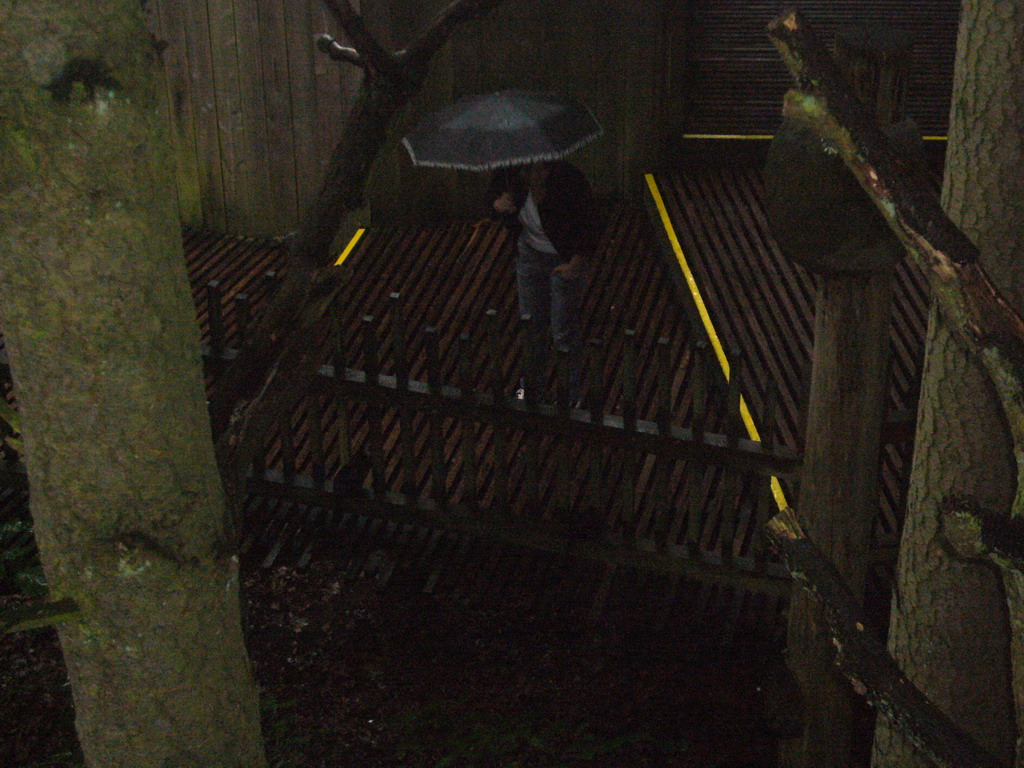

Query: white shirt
[[518, 191, 558, 254]]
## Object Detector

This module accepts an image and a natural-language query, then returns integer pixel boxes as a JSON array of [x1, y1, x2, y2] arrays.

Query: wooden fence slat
[[182, 0, 226, 230], [691, 340, 709, 439], [206, 280, 225, 363], [362, 315, 385, 494], [231, 0, 274, 234], [458, 333, 479, 511], [726, 348, 743, 448], [424, 327, 447, 505], [718, 470, 742, 566], [520, 316, 542, 515], [308, 392, 326, 489], [280, 407, 297, 483], [486, 311, 510, 514], [233, 292, 251, 346], [390, 293, 417, 499], [254, 0, 299, 230], [331, 311, 352, 472], [284, 0, 322, 215], [147, 0, 202, 225], [205, 0, 249, 232]]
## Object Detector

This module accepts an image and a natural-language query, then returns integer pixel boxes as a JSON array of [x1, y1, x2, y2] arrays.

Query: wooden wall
[[144, 0, 364, 236], [363, 0, 670, 224], [144, 0, 959, 237], [674, 0, 961, 138], [143, 0, 674, 235]]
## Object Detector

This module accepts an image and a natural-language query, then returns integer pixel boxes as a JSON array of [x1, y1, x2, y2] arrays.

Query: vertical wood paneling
[[152, 0, 958, 235], [232, 0, 274, 233], [255, 0, 300, 232], [146, 0, 203, 227], [182, 0, 228, 231], [284, 0, 322, 216], [206, 0, 249, 230], [681, 0, 960, 135]]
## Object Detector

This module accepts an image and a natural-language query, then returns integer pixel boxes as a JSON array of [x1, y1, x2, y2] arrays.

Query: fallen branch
[[766, 509, 1004, 768]]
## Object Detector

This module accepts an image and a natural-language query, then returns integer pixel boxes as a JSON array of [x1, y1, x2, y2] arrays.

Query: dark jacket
[[487, 161, 601, 261]]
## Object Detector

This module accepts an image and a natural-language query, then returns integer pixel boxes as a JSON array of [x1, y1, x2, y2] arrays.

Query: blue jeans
[[515, 238, 585, 401]]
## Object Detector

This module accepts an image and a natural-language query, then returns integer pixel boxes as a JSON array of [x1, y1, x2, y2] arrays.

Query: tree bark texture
[[767, 509, 1003, 768], [780, 271, 893, 768], [0, 4, 266, 767], [873, 2, 1024, 766]]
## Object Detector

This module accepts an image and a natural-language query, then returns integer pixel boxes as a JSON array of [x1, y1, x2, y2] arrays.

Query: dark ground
[[1, 557, 805, 768]]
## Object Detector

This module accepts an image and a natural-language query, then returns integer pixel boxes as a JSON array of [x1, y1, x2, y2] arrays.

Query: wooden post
[[362, 315, 386, 496], [764, 25, 914, 768], [308, 392, 326, 490], [233, 292, 251, 347], [206, 280, 225, 367], [691, 340, 709, 440], [485, 310, 510, 515], [520, 315, 541, 516], [331, 308, 352, 478], [424, 326, 446, 506], [390, 292, 417, 499], [457, 332, 479, 513], [620, 330, 638, 533]]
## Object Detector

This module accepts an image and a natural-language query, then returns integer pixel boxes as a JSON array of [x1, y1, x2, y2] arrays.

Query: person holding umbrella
[[489, 159, 600, 405], [402, 90, 604, 406]]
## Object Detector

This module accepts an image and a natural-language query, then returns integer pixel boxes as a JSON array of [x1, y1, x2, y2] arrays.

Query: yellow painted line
[[682, 132, 948, 142], [682, 133, 774, 140], [334, 228, 366, 266], [645, 174, 790, 511]]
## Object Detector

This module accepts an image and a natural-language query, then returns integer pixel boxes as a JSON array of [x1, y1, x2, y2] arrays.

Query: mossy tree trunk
[[0, 3, 266, 767], [871, 2, 1024, 766]]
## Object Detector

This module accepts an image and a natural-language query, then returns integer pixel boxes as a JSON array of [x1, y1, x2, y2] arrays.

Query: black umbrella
[[401, 90, 602, 171]]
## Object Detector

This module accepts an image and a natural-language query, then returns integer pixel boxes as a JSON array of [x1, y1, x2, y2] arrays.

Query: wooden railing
[[200, 280, 803, 592]]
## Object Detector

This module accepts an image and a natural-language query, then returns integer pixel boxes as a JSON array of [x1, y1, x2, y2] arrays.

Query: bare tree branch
[[316, 34, 364, 67], [766, 7, 1024, 515], [209, 0, 517, 529], [401, 0, 509, 62], [766, 509, 1004, 768], [320, 0, 402, 80]]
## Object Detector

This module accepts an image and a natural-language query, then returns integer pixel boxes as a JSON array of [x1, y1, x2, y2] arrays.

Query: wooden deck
[[0, 157, 931, 632], [647, 162, 929, 546]]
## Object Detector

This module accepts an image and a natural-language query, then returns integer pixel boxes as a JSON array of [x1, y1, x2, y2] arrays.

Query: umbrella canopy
[[401, 90, 603, 171]]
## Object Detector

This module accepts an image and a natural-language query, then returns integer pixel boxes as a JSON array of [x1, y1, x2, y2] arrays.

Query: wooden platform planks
[[648, 162, 930, 540]]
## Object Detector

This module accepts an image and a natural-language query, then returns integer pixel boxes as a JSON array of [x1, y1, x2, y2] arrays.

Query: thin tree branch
[[766, 7, 1024, 515], [766, 509, 1005, 768], [400, 0, 509, 62], [320, 0, 401, 80], [940, 495, 1024, 573], [316, 34, 364, 67], [209, 0, 516, 503]]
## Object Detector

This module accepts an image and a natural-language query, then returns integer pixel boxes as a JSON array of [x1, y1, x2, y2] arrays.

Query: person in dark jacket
[[488, 160, 600, 404]]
